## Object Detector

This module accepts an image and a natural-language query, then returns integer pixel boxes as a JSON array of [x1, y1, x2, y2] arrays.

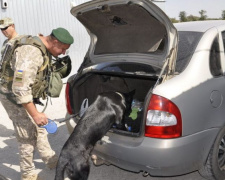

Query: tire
[[199, 126, 225, 180], [0, 174, 8, 180]]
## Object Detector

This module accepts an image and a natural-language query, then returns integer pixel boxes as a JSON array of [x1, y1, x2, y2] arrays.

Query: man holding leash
[[0, 17, 74, 180]]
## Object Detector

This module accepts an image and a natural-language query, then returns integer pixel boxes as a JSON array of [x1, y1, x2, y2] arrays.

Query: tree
[[199, 10, 207, 20], [179, 11, 187, 22], [170, 18, 179, 23], [187, 15, 199, 21], [222, 10, 225, 20]]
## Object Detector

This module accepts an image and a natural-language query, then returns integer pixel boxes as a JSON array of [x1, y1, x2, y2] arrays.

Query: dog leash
[[58, 113, 79, 123], [59, 98, 89, 123]]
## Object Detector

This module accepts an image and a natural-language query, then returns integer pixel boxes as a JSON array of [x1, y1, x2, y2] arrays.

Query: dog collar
[[115, 92, 123, 99]]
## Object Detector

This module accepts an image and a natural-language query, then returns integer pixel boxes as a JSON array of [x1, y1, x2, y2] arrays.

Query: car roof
[[174, 20, 225, 32]]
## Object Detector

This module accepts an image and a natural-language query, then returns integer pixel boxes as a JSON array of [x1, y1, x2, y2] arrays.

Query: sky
[[164, 0, 224, 19]]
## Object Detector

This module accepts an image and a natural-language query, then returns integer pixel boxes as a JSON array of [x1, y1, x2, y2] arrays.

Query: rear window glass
[[175, 31, 203, 73]]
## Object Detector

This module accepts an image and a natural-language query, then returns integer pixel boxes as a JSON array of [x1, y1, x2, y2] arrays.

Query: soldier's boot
[[21, 174, 43, 180], [46, 154, 58, 169]]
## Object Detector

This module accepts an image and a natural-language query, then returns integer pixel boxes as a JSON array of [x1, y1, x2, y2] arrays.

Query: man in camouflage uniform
[[0, 17, 21, 57], [0, 18, 74, 180]]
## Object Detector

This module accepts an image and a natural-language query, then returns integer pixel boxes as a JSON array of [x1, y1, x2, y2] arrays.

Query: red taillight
[[65, 83, 73, 114], [145, 94, 182, 138]]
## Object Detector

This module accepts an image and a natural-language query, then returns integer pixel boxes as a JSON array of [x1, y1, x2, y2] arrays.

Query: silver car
[[65, 0, 225, 179]]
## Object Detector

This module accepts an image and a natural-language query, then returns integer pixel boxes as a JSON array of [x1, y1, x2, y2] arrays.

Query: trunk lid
[[71, 0, 178, 78]]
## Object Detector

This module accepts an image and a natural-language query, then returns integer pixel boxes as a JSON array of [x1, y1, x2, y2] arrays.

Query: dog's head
[[122, 89, 136, 116], [97, 90, 135, 127], [114, 89, 135, 125]]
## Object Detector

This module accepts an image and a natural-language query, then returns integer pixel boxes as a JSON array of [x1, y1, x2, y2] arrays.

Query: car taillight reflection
[[65, 83, 73, 114], [145, 94, 182, 138]]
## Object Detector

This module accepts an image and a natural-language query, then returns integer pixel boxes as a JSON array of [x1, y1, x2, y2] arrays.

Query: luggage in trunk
[[71, 73, 157, 134]]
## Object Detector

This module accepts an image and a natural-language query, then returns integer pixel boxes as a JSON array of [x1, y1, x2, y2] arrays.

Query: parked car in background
[[64, 0, 225, 179]]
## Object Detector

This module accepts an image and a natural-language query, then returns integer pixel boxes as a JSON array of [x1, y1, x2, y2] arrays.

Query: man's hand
[[32, 112, 48, 126], [22, 102, 48, 126]]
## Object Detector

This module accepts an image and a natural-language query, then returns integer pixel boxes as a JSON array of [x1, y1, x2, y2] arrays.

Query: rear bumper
[[92, 128, 219, 176]]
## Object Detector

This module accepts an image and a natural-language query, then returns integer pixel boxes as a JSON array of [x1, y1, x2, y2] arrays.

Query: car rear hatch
[[69, 0, 178, 135]]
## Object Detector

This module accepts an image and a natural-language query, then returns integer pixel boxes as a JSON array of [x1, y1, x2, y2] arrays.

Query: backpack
[[0, 35, 67, 100]]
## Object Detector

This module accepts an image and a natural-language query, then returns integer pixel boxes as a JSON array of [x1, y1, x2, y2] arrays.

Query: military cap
[[51, 27, 74, 45], [0, 17, 14, 28]]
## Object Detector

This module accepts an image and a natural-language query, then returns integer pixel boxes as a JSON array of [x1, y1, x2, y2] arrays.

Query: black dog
[[55, 91, 134, 180]]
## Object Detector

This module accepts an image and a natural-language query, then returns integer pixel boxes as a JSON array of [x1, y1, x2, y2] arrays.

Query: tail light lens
[[145, 94, 182, 138], [65, 83, 73, 114]]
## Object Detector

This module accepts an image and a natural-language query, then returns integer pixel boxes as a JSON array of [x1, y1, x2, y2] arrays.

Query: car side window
[[222, 31, 225, 55], [210, 36, 222, 77]]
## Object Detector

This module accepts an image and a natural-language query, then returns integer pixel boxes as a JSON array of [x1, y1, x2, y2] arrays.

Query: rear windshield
[[175, 31, 203, 73]]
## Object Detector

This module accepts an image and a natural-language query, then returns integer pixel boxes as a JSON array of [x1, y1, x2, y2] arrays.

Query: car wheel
[[0, 174, 8, 180], [199, 126, 225, 180]]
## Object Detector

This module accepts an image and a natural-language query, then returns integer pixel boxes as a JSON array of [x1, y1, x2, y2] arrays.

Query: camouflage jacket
[[0, 35, 51, 104]]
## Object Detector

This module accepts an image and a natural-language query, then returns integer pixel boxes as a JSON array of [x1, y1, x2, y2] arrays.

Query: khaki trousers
[[0, 93, 56, 176]]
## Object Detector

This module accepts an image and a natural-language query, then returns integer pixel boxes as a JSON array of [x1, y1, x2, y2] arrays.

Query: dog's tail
[[54, 157, 68, 180]]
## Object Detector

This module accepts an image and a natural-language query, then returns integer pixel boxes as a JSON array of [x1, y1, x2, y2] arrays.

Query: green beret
[[52, 27, 74, 44]]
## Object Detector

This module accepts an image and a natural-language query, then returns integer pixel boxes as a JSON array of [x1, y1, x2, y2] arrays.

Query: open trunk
[[68, 0, 178, 136], [70, 70, 157, 135]]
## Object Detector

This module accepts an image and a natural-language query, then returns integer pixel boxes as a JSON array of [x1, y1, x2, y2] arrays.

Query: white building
[[0, 0, 165, 77]]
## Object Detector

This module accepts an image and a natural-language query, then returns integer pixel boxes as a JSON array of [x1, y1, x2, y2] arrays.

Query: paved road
[[0, 85, 205, 180]]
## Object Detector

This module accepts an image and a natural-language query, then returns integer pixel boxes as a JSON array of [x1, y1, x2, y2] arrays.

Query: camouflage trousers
[[0, 93, 57, 177]]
